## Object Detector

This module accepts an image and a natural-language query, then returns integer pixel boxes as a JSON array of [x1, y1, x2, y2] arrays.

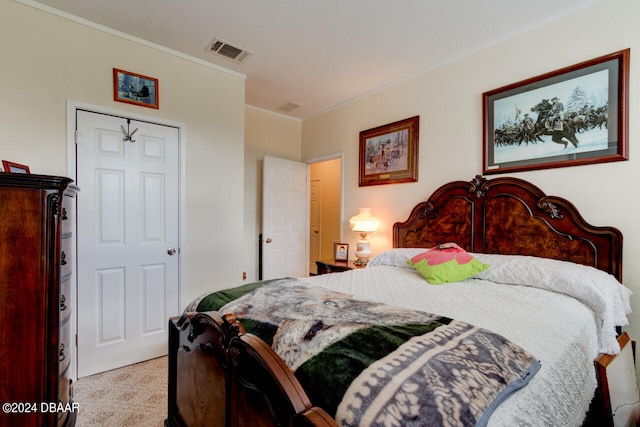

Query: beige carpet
[[73, 356, 167, 426]]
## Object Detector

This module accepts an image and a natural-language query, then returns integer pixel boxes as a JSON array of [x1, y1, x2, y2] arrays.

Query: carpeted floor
[[72, 356, 167, 426]]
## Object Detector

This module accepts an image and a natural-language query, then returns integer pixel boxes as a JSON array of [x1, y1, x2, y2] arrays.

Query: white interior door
[[262, 156, 309, 280], [309, 179, 321, 273], [76, 110, 180, 377]]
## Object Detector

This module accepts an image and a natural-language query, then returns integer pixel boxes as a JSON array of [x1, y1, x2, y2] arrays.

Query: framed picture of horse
[[113, 68, 159, 109], [483, 49, 629, 174], [359, 116, 419, 186]]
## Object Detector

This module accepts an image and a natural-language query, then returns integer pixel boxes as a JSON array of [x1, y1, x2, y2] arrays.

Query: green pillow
[[407, 242, 488, 284]]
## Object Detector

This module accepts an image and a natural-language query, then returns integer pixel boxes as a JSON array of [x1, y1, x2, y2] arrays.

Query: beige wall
[[1, 0, 246, 305], [302, 0, 640, 342], [244, 107, 302, 281]]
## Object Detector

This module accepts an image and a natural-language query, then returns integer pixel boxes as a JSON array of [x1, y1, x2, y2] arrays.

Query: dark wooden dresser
[[0, 174, 78, 427]]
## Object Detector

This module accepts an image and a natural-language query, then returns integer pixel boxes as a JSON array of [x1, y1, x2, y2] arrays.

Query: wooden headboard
[[393, 175, 623, 282]]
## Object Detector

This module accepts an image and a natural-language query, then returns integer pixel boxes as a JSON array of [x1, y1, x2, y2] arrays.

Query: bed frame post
[[166, 312, 337, 427], [165, 312, 235, 427], [165, 312, 179, 427]]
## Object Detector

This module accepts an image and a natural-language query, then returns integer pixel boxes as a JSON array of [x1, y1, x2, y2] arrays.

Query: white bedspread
[[299, 250, 632, 427]]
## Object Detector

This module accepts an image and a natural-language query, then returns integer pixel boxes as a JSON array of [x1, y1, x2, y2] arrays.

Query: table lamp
[[349, 208, 380, 266]]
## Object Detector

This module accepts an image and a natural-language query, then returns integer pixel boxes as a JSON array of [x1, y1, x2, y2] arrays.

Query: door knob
[[265, 238, 272, 244], [167, 248, 177, 255]]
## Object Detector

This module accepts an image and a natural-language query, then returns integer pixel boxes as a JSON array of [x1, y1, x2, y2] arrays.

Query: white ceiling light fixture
[[206, 37, 253, 63]]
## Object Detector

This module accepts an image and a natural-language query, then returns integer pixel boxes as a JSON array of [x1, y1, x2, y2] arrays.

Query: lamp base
[[354, 238, 371, 266], [354, 257, 370, 266]]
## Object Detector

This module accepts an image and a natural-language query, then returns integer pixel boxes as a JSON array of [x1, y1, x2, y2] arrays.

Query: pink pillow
[[407, 243, 488, 284]]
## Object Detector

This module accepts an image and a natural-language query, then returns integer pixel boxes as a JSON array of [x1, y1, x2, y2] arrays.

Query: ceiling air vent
[[207, 38, 252, 63], [277, 101, 302, 112]]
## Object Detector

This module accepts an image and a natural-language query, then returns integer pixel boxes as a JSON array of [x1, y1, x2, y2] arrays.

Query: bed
[[165, 175, 630, 427]]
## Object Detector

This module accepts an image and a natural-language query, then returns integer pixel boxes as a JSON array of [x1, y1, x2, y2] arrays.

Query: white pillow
[[366, 248, 429, 269]]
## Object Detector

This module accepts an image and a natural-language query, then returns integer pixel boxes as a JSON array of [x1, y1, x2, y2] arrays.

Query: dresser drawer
[[58, 317, 71, 378], [60, 236, 73, 279], [59, 277, 71, 324], [61, 190, 76, 235]]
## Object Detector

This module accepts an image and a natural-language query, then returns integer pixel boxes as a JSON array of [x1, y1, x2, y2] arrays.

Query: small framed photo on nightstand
[[334, 243, 349, 261]]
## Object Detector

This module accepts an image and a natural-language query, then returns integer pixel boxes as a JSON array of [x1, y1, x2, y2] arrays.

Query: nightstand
[[315, 259, 361, 275]]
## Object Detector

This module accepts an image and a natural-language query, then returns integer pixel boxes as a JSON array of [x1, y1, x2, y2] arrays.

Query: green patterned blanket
[[190, 278, 540, 427]]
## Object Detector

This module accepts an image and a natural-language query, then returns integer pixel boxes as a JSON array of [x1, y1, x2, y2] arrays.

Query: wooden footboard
[[165, 311, 337, 427]]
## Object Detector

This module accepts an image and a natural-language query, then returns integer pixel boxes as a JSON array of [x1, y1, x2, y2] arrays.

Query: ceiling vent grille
[[206, 38, 252, 63], [277, 101, 302, 112]]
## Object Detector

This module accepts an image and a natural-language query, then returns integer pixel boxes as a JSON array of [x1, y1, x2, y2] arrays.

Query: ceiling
[[31, 0, 601, 119]]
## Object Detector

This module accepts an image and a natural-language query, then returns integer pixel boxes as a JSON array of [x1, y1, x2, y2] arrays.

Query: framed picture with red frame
[[113, 68, 159, 109], [2, 160, 30, 174]]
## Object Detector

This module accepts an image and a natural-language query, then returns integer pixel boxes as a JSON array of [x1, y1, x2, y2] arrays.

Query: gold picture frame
[[359, 116, 419, 186]]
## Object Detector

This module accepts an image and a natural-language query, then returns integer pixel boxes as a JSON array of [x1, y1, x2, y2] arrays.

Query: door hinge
[[74, 130, 79, 145]]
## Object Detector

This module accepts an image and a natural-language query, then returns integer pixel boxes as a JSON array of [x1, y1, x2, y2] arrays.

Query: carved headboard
[[393, 175, 623, 281]]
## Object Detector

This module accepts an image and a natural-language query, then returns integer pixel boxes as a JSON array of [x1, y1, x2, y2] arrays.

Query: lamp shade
[[349, 208, 380, 233]]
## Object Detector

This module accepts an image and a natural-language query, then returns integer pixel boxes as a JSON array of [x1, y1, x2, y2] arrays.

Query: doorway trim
[[306, 152, 345, 245], [66, 100, 186, 380]]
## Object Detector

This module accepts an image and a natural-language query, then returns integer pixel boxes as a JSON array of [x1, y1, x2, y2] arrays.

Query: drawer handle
[[59, 343, 65, 362], [60, 295, 67, 311], [60, 251, 67, 266]]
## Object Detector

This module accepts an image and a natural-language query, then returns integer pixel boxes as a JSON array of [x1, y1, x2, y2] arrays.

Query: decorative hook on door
[[120, 119, 138, 143]]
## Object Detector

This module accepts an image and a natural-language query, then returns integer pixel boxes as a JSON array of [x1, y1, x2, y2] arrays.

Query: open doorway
[[309, 156, 342, 274]]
